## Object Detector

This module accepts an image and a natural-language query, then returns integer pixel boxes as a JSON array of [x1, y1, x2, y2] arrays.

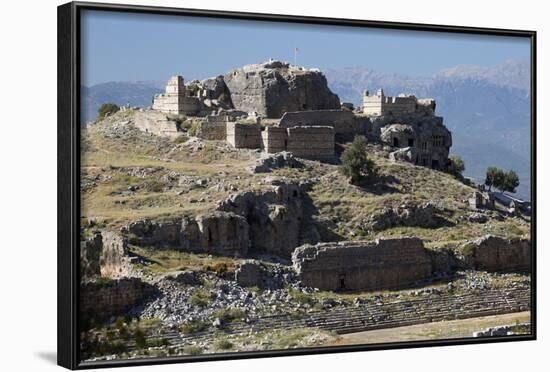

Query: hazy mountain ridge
[[324, 60, 531, 199], [81, 80, 164, 124]]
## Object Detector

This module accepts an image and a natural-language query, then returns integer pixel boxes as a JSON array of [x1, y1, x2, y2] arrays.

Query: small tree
[[449, 155, 465, 174], [485, 166, 502, 191], [502, 170, 520, 193], [485, 166, 520, 193], [97, 103, 120, 119], [340, 136, 377, 184]]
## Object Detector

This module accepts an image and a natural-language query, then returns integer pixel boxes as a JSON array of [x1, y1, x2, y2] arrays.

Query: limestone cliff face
[[224, 60, 341, 118]]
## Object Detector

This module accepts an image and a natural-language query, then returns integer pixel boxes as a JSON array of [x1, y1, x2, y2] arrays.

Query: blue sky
[[81, 10, 530, 87]]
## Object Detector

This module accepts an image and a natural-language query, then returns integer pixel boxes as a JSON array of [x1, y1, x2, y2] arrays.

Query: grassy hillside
[[81, 110, 530, 247]]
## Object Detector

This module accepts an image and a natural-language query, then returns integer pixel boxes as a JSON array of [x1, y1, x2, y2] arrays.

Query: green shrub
[[180, 320, 209, 335], [288, 288, 315, 306], [449, 155, 465, 174], [187, 288, 213, 307], [147, 338, 170, 347], [134, 329, 147, 349], [485, 166, 520, 193], [213, 339, 233, 350], [97, 103, 120, 119], [174, 135, 189, 144], [340, 136, 377, 184], [459, 243, 475, 258], [212, 308, 246, 325]]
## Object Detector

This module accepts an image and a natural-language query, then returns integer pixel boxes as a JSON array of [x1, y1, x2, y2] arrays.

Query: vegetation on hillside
[[339, 136, 378, 184], [485, 166, 520, 193], [449, 155, 465, 175], [97, 103, 120, 119]]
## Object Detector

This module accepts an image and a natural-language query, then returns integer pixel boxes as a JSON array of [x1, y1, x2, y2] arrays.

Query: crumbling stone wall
[[199, 115, 228, 140], [226, 122, 263, 148], [460, 235, 531, 272], [261, 126, 287, 153], [279, 110, 364, 134], [260, 125, 335, 160], [80, 278, 155, 325], [152, 76, 202, 115], [80, 231, 132, 279], [286, 126, 335, 160], [122, 211, 249, 257], [363, 89, 435, 117], [469, 191, 495, 210], [134, 110, 180, 138], [292, 238, 433, 291]]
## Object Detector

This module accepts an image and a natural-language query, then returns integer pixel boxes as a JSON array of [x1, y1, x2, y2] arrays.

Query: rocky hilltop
[[223, 60, 341, 117]]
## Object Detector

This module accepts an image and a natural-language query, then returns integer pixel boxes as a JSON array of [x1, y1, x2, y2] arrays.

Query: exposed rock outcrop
[[362, 202, 443, 232], [80, 231, 132, 279], [224, 60, 340, 118], [122, 211, 249, 257], [218, 181, 318, 258], [247, 151, 304, 173]]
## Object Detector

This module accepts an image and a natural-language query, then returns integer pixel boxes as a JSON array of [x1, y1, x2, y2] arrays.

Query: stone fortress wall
[[226, 122, 263, 148], [134, 110, 180, 138], [292, 238, 433, 291], [152, 76, 202, 116], [292, 235, 531, 291], [261, 126, 288, 153], [279, 110, 364, 134], [285, 126, 335, 160], [144, 63, 453, 169], [363, 88, 436, 117]]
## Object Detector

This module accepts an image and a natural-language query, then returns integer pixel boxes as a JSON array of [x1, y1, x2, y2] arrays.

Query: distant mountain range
[[81, 60, 531, 199], [325, 60, 531, 200]]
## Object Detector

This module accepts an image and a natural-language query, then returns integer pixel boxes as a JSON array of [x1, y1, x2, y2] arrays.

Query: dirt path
[[326, 311, 531, 346]]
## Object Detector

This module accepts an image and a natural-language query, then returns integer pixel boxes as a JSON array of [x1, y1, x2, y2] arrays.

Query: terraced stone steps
[[155, 288, 530, 347]]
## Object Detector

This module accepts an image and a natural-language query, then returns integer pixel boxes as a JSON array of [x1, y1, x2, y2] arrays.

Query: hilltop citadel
[[79, 60, 531, 360]]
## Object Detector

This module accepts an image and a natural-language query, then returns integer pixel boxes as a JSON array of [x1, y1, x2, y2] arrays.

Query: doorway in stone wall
[[339, 274, 346, 290]]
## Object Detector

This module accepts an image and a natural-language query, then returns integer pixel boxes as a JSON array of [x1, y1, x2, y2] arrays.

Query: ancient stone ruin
[[292, 238, 433, 291], [138, 61, 455, 169], [460, 235, 531, 272], [223, 60, 341, 118], [152, 76, 203, 116], [362, 88, 436, 117]]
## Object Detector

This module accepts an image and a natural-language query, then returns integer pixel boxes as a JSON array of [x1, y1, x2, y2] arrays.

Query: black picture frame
[[57, 1, 537, 369]]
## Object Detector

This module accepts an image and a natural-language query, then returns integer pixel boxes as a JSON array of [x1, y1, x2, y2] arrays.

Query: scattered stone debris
[[473, 323, 530, 337], [468, 212, 489, 223]]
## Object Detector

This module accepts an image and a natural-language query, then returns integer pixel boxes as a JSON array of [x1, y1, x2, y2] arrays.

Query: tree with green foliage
[[485, 166, 502, 191], [97, 103, 120, 119], [340, 136, 378, 184], [502, 170, 520, 193], [449, 155, 465, 174], [485, 166, 520, 193]]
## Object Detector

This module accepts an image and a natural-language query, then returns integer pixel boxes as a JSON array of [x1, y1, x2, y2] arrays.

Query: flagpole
[[294, 48, 297, 67]]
